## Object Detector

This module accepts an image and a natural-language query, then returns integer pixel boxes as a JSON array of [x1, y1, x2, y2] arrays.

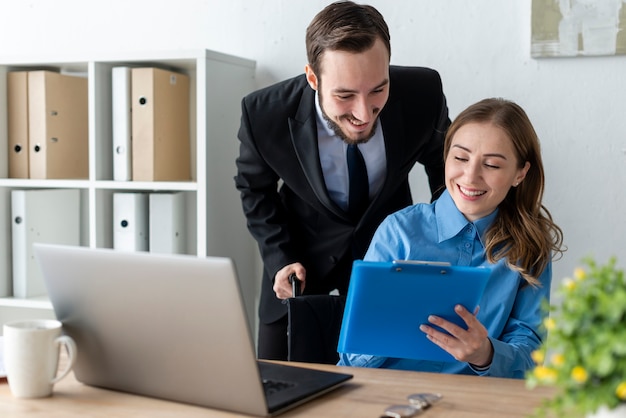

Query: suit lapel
[[289, 88, 347, 219]]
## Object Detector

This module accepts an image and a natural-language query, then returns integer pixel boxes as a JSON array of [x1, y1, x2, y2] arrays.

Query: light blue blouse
[[337, 189, 551, 379]]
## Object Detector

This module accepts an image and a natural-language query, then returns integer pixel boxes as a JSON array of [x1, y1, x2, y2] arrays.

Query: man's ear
[[304, 64, 318, 91]]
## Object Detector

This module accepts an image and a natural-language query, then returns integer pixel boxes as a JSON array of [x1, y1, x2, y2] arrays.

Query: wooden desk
[[0, 362, 554, 417]]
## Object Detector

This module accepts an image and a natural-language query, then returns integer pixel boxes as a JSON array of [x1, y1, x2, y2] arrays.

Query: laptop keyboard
[[262, 378, 296, 396]]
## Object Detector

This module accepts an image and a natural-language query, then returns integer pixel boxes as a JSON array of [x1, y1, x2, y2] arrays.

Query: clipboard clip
[[391, 260, 451, 272]]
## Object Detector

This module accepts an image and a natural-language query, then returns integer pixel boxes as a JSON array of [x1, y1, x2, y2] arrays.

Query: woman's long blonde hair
[[443, 98, 565, 286]]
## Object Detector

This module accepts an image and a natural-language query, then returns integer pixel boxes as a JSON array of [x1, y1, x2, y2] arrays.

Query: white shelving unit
[[0, 49, 259, 329]]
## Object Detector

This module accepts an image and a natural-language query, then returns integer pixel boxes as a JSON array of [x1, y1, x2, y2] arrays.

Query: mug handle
[[50, 335, 77, 385]]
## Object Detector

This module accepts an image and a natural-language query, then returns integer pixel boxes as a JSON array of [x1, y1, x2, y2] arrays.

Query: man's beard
[[321, 111, 378, 145], [319, 89, 378, 145]]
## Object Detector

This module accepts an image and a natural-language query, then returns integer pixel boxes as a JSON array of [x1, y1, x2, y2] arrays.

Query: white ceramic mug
[[3, 319, 77, 398]]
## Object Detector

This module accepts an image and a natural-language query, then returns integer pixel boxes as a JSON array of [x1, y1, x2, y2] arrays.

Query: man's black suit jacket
[[235, 66, 450, 324]]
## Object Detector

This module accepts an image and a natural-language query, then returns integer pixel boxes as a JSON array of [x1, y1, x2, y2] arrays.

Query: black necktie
[[347, 144, 369, 218]]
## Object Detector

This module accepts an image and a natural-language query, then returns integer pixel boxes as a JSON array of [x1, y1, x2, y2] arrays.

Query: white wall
[[2, 0, 625, 291]]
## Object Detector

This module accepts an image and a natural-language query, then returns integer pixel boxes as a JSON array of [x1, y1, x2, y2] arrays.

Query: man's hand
[[274, 263, 306, 299]]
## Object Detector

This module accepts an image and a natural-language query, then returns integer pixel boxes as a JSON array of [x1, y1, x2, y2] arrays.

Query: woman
[[338, 98, 565, 378]]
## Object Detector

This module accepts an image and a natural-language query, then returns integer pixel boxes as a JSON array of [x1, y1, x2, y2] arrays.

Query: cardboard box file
[[28, 70, 88, 179], [131, 67, 190, 181]]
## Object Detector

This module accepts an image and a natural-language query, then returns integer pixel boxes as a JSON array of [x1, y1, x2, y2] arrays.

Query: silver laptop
[[34, 243, 352, 416]]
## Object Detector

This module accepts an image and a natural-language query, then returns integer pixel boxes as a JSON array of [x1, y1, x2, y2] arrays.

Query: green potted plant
[[526, 257, 626, 417]]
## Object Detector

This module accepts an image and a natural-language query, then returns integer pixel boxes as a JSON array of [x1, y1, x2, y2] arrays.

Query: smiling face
[[304, 38, 390, 144], [445, 122, 530, 222]]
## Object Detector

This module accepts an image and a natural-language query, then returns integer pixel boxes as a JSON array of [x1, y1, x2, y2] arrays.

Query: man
[[235, 1, 450, 360]]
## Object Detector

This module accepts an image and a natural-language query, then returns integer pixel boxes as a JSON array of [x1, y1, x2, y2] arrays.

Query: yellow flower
[[571, 366, 588, 384], [543, 317, 556, 331], [531, 350, 544, 364], [534, 366, 558, 384], [550, 353, 565, 367], [616, 382, 626, 400], [573, 267, 586, 281], [562, 277, 576, 291]]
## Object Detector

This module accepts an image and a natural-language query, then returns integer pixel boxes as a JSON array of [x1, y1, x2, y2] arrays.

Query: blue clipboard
[[338, 260, 493, 362]]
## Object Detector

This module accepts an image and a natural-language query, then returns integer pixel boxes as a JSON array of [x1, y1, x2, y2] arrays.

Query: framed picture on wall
[[531, 0, 626, 57]]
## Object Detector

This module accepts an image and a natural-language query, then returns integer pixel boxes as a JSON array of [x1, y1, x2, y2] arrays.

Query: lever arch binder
[[11, 189, 81, 298], [112, 66, 132, 181], [28, 70, 88, 179], [7, 71, 30, 179], [113, 192, 149, 251], [131, 67, 190, 181], [149, 192, 187, 254]]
